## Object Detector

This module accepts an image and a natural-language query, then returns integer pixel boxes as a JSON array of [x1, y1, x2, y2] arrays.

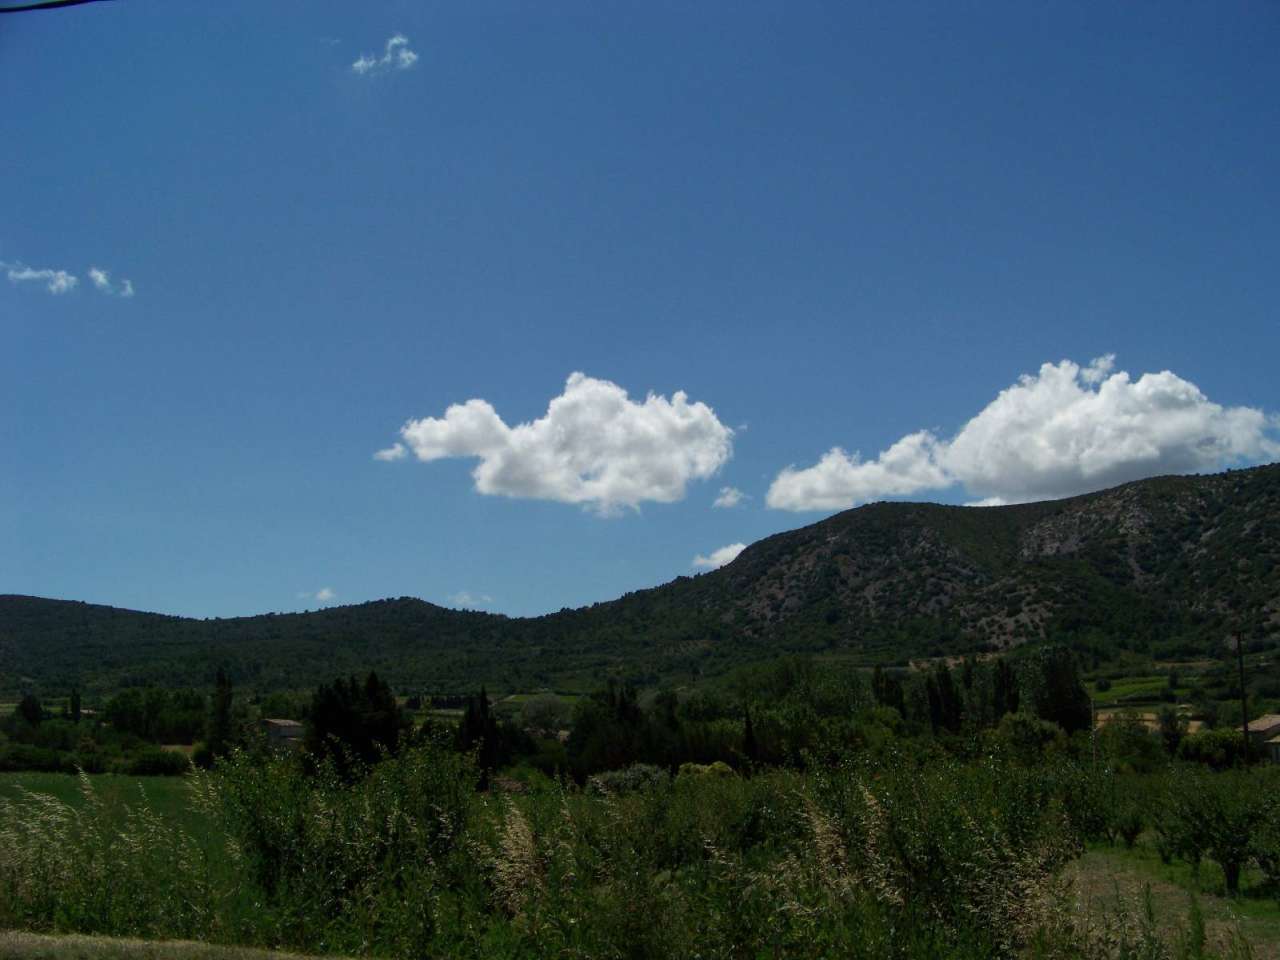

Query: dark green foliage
[[1028, 646, 1092, 734], [1179, 727, 1250, 770], [69, 688, 81, 724], [304, 672, 404, 775], [992, 657, 1020, 719], [1162, 767, 1273, 894], [926, 663, 963, 733], [872, 664, 906, 717], [17, 694, 41, 727], [124, 747, 191, 776], [206, 668, 233, 758], [1159, 705, 1189, 756], [743, 705, 758, 764], [103, 687, 207, 744], [455, 687, 505, 787]]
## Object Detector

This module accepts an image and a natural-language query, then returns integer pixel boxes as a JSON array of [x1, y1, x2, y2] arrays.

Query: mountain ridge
[[4, 463, 1278, 694]]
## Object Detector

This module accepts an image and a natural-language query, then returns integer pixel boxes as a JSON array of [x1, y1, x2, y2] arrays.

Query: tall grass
[[0, 749, 1271, 959]]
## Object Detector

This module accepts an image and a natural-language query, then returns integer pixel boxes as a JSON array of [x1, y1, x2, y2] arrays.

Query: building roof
[[262, 718, 303, 729], [1246, 714, 1280, 732]]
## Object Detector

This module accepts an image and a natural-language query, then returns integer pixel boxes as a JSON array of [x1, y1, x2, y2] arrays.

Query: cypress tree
[[743, 705, 759, 766], [208, 668, 234, 758]]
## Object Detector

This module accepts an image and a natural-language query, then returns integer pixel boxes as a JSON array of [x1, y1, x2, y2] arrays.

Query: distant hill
[[3, 463, 1278, 696]]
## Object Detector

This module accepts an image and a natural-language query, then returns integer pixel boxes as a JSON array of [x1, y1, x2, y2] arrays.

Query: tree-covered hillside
[[3, 463, 1278, 696]]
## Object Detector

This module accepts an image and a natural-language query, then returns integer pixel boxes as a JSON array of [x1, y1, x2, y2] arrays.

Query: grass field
[[0, 772, 194, 814], [1071, 842, 1280, 959], [0, 772, 216, 845], [1088, 675, 1187, 707]]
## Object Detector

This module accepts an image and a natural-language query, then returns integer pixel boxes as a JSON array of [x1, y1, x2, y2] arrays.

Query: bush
[[125, 748, 190, 776], [588, 763, 669, 795], [1179, 728, 1248, 770]]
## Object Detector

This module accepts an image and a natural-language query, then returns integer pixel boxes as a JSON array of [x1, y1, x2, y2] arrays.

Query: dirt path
[[0, 931, 346, 960], [1068, 849, 1280, 960]]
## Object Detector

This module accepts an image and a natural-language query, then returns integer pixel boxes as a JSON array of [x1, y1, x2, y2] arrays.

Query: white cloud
[[87, 266, 135, 298], [3, 260, 134, 298], [381, 372, 733, 515], [373, 442, 407, 461], [712, 486, 747, 508], [297, 587, 337, 604], [448, 591, 493, 609], [768, 356, 1279, 511], [767, 431, 949, 511], [693, 542, 747, 570], [3, 260, 78, 294], [352, 34, 418, 76]]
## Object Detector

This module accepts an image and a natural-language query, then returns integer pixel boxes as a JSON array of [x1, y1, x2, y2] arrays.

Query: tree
[[1030, 646, 1091, 734], [456, 687, 504, 789], [992, 658, 1020, 719], [70, 687, 81, 724], [926, 664, 963, 734], [743, 705, 759, 766], [871, 665, 906, 718], [519, 693, 570, 734], [207, 668, 234, 758], [17, 693, 41, 727], [1158, 706, 1188, 757], [305, 672, 404, 776]]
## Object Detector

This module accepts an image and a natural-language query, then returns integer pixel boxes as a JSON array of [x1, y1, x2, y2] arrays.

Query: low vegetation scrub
[[5, 746, 1278, 958]]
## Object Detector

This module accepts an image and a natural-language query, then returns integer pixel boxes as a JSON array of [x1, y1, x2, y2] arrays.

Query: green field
[[1088, 675, 1187, 707], [0, 772, 215, 845], [1074, 844, 1280, 959]]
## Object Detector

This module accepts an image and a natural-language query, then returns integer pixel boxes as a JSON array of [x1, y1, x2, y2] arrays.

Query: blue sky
[[3, 1, 1278, 619]]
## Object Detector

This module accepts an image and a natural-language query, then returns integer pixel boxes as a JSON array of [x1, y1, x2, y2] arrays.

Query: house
[[1268, 736, 1280, 766], [1245, 714, 1280, 746], [261, 718, 304, 748]]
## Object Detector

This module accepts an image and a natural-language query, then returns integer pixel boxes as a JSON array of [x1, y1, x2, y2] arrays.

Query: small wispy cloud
[[693, 542, 746, 570], [3, 259, 135, 298], [448, 591, 493, 609], [373, 442, 407, 461], [88, 266, 135, 298], [297, 587, 337, 605], [352, 34, 418, 76], [3, 260, 78, 294], [712, 486, 747, 509]]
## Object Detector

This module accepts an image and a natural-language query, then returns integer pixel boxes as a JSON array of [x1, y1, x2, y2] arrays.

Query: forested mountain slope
[[3, 463, 1277, 695]]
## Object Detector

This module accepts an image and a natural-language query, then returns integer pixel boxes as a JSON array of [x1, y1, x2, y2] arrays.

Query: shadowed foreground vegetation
[[3, 737, 1279, 960]]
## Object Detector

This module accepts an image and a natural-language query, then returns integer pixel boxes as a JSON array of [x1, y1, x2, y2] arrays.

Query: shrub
[[588, 763, 669, 795], [125, 749, 190, 777]]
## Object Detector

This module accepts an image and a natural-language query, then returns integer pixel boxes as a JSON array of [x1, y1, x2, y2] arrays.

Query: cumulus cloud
[[352, 34, 418, 75], [380, 373, 733, 515], [693, 542, 747, 570], [712, 486, 747, 508], [87, 266, 135, 298], [448, 591, 493, 609], [768, 356, 1279, 511], [297, 587, 337, 604], [767, 431, 949, 512], [3, 260, 78, 294]]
